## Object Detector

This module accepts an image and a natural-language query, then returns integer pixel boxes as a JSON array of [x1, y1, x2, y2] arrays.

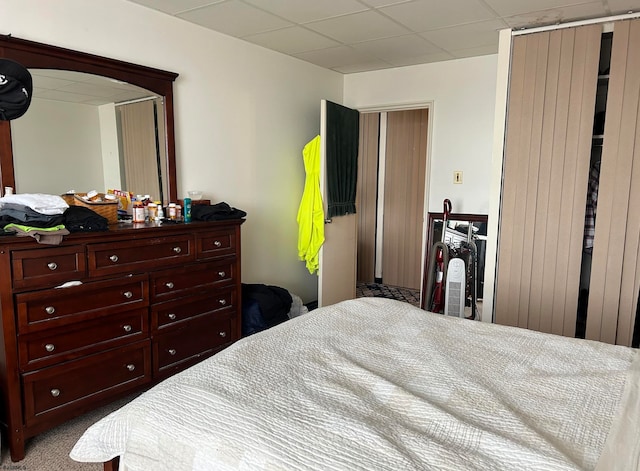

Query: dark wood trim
[[104, 456, 120, 471], [0, 34, 179, 204], [421, 212, 488, 310]]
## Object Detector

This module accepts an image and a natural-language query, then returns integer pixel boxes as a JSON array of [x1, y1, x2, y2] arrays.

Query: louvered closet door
[[586, 19, 640, 346], [495, 25, 601, 335]]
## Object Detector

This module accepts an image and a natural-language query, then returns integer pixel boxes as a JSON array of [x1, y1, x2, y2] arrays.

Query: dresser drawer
[[22, 341, 151, 427], [150, 259, 236, 302], [11, 246, 86, 291], [152, 288, 236, 331], [19, 308, 149, 371], [87, 234, 195, 277], [196, 228, 237, 260], [15, 274, 148, 334], [153, 313, 231, 376]]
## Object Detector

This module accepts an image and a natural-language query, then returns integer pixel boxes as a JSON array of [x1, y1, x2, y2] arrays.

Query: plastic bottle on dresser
[[183, 197, 192, 223]]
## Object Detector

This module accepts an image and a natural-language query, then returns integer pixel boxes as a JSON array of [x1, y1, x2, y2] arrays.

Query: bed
[[70, 298, 640, 471]]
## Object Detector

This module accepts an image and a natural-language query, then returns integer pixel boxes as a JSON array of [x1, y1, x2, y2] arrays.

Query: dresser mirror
[[0, 35, 179, 204]]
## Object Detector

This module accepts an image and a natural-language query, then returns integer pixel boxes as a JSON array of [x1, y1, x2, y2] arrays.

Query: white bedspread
[[70, 298, 640, 471]]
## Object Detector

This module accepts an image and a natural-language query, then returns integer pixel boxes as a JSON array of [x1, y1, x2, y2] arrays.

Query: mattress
[[70, 298, 640, 470]]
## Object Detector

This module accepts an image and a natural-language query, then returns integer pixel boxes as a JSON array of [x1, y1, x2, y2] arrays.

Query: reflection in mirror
[[11, 69, 167, 203], [422, 213, 488, 318]]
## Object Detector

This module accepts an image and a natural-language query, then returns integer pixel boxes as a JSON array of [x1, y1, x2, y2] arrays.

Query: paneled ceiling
[[126, 0, 640, 73]]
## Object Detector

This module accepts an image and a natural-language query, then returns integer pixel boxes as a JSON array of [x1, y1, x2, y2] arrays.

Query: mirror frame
[[0, 34, 179, 203]]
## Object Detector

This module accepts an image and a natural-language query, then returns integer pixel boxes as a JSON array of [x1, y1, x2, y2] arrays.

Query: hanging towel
[[297, 135, 325, 274], [325, 101, 359, 218]]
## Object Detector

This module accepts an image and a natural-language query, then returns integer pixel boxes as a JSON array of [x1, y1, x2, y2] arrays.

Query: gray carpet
[[1, 392, 143, 471], [356, 282, 421, 307]]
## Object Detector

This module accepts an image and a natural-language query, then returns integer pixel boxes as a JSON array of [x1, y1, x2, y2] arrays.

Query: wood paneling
[[495, 25, 601, 336], [382, 109, 428, 290], [356, 113, 380, 283]]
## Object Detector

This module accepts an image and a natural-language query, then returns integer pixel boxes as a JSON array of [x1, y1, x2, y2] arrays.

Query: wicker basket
[[62, 193, 119, 224]]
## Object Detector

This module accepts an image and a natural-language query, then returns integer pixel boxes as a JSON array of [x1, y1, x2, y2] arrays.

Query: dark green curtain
[[325, 101, 359, 218]]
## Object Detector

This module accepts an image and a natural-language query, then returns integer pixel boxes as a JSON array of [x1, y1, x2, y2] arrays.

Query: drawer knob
[[50, 388, 61, 397], [168, 348, 177, 356], [165, 282, 174, 289], [123, 324, 132, 332], [45, 306, 56, 315], [214, 240, 222, 247], [109, 254, 119, 263], [47, 262, 58, 271], [126, 364, 135, 372], [45, 343, 55, 352], [218, 271, 226, 278], [219, 331, 227, 338], [123, 291, 133, 299], [173, 246, 182, 254], [218, 299, 227, 306], [168, 313, 177, 320]]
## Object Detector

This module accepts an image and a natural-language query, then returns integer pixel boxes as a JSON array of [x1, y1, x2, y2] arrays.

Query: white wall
[[343, 55, 498, 215], [2, 0, 343, 303], [12, 98, 105, 195]]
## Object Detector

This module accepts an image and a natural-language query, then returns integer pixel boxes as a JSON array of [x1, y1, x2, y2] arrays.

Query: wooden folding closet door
[[586, 19, 640, 346], [382, 109, 428, 290], [495, 25, 601, 335], [356, 113, 380, 283]]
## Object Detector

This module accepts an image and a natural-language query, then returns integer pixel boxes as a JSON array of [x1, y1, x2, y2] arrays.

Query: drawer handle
[[123, 291, 133, 299], [47, 262, 58, 271], [45, 306, 56, 315], [218, 299, 227, 306], [168, 313, 177, 320], [123, 324, 132, 332], [218, 271, 226, 278], [168, 348, 177, 356], [165, 282, 174, 289], [126, 364, 135, 372], [50, 388, 61, 398], [219, 331, 227, 338], [214, 240, 222, 247], [173, 246, 182, 254], [45, 343, 55, 352], [109, 254, 119, 263]]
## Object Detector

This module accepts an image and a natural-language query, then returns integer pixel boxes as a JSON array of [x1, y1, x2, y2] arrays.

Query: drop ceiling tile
[[387, 51, 456, 67], [305, 10, 409, 43], [420, 19, 507, 51], [294, 45, 377, 69], [357, 0, 413, 7], [127, 0, 224, 15], [503, 1, 608, 28], [451, 44, 500, 58], [244, 26, 341, 54], [178, 0, 292, 37], [352, 34, 441, 60], [380, 0, 496, 32], [333, 59, 395, 74], [483, 0, 601, 17], [242, 0, 367, 23], [607, 0, 640, 14]]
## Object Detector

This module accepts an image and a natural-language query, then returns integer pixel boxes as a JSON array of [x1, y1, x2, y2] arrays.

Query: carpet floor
[[356, 282, 421, 307], [0, 391, 144, 471]]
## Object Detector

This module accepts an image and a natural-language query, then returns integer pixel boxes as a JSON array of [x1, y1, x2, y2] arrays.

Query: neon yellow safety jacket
[[297, 135, 325, 274]]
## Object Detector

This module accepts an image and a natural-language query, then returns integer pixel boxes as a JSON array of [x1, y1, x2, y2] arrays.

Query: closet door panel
[[587, 19, 640, 345], [356, 113, 380, 283], [496, 25, 601, 336]]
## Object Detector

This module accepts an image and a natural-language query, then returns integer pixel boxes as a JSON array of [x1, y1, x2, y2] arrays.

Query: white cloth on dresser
[[70, 298, 640, 471], [0, 193, 68, 215]]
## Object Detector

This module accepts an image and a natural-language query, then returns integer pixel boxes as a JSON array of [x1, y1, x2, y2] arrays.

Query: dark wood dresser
[[0, 219, 244, 461]]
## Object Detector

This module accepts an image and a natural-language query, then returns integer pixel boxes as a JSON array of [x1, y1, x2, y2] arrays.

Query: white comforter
[[71, 298, 640, 471]]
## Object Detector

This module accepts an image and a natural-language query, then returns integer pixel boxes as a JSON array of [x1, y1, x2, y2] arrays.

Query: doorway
[[356, 107, 429, 301]]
